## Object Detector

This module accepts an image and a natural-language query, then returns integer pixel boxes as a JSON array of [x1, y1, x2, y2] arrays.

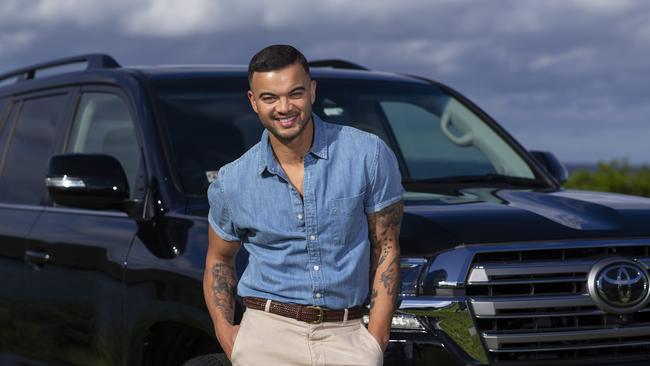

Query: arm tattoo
[[211, 262, 237, 324], [369, 288, 378, 309], [368, 200, 404, 307], [380, 256, 400, 296], [369, 237, 381, 285]]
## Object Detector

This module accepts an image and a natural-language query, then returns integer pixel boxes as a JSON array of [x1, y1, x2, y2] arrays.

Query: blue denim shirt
[[208, 115, 403, 309]]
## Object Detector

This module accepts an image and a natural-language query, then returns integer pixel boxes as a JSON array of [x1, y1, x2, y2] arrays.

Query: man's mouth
[[276, 115, 298, 128]]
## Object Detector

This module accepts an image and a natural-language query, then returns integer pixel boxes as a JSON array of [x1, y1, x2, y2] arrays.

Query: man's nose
[[276, 97, 292, 113]]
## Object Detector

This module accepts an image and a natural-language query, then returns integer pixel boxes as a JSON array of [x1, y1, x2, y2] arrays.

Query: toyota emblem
[[588, 257, 650, 314]]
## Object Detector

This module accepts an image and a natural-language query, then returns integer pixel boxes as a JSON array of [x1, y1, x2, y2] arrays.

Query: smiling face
[[247, 62, 317, 144]]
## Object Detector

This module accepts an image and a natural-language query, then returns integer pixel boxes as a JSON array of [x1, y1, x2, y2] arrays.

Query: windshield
[[154, 77, 539, 195]]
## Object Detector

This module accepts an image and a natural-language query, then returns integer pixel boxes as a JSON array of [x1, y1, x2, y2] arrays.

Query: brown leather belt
[[243, 296, 367, 324]]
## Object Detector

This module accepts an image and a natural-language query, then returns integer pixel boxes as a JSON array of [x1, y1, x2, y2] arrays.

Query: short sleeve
[[365, 138, 404, 213], [207, 174, 241, 242]]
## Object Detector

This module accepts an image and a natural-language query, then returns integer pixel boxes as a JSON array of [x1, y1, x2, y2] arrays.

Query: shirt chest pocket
[[328, 192, 365, 245]]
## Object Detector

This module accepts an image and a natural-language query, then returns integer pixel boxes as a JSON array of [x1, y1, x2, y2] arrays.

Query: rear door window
[[0, 102, 18, 178], [0, 98, 8, 143], [0, 93, 70, 205], [0, 98, 6, 122]]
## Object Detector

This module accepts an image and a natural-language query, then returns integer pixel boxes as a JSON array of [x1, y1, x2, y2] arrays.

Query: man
[[203, 44, 403, 365]]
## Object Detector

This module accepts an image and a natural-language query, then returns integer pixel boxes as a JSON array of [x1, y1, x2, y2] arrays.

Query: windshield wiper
[[403, 174, 549, 187]]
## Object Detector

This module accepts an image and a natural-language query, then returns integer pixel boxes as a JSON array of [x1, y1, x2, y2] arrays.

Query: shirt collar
[[257, 114, 328, 176], [310, 114, 328, 160]]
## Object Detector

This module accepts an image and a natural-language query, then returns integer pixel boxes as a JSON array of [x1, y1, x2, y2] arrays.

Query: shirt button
[[297, 213, 304, 220], [313, 265, 320, 271], [309, 234, 317, 241], [315, 292, 322, 298]]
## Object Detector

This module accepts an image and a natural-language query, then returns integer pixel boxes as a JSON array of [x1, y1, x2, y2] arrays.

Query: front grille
[[466, 246, 650, 364]]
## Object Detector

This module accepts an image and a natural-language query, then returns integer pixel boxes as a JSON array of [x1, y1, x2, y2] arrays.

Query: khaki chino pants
[[231, 308, 383, 366]]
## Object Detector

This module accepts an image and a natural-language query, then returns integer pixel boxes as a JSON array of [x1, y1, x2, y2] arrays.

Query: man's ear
[[247, 90, 258, 113], [310, 79, 317, 104]]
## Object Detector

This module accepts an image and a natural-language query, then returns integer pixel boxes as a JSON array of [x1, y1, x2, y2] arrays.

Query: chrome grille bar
[[467, 260, 594, 283], [483, 325, 650, 351], [490, 339, 650, 353], [471, 293, 595, 317], [468, 275, 587, 286], [475, 308, 605, 319]]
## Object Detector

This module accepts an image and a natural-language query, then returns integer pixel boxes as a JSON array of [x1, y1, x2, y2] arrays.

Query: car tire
[[182, 353, 231, 366]]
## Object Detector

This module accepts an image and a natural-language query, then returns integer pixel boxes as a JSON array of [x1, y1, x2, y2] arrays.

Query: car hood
[[400, 188, 650, 256]]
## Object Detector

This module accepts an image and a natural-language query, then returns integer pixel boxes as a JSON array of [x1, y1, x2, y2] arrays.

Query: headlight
[[397, 258, 428, 331], [362, 313, 426, 332]]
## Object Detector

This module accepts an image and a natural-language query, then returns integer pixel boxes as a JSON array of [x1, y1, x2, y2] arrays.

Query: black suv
[[1, 54, 650, 366]]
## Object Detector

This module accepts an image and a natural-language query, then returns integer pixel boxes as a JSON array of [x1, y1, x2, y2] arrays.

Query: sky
[[0, 0, 648, 165]]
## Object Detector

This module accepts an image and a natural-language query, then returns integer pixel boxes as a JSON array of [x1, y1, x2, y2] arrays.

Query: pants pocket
[[359, 324, 384, 358], [230, 312, 247, 361]]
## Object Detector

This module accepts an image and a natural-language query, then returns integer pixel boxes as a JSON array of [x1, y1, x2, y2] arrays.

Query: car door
[[0, 99, 46, 364], [0, 91, 74, 364], [26, 87, 144, 366]]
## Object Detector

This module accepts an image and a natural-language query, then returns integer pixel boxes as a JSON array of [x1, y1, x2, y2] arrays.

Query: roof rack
[[0, 53, 121, 85], [308, 59, 368, 71]]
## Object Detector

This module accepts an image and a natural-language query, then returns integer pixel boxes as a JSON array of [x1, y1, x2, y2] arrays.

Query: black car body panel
[[401, 188, 650, 248]]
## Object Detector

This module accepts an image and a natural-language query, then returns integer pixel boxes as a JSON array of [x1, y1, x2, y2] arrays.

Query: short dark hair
[[248, 45, 310, 83]]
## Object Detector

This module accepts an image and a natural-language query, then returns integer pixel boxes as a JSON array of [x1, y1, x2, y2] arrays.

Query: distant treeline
[[564, 160, 650, 198]]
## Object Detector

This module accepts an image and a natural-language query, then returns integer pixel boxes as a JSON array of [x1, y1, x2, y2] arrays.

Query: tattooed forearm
[[380, 255, 401, 306], [211, 261, 238, 324], [368, 200, 404, 309]]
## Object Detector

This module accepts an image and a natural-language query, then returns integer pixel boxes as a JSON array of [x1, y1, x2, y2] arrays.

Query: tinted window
[[0, 103, 17, 171], [379, 101, 492, 178], [155, 78, 263, 195], [315, 80, 535, 180], [155, 77, 538, 195], [68, 93, 140, 197], [0, 99, 6, 122], [0, 94, 69, 205], [0, 98, 7, 138]]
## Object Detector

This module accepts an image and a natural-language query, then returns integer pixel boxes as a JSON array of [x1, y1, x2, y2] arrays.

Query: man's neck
[[269, 118, 314, 166]]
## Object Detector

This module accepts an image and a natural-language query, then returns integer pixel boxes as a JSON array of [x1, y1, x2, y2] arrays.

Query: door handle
[[25, 250, 52, 264]]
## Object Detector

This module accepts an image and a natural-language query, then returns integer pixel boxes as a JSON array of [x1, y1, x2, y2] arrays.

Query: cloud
[[0, 0, 127, 27], [121, 0, 223, 37], [569, 0, 635, 13], [528, 47, 596, 71], [0, 31, 37, 56]]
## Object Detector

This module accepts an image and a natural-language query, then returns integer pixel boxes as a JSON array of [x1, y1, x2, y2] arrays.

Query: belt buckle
[[306, 306, 324, 324]]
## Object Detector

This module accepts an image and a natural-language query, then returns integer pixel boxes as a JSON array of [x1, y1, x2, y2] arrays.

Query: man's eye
[[290, 92, 303, 98], [262, 97, 276, 103]]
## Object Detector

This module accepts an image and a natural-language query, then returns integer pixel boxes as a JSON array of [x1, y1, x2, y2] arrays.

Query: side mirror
[[45, 154, 129, 209], [529, 150, 569, 184]]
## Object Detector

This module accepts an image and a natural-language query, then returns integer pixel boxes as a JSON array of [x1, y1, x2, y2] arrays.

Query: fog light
[[362, 313, 425, 332]]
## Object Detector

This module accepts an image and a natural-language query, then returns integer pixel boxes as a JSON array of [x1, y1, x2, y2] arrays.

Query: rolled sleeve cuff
[[364, 194, 403, 214], [208, 214, 240, 242]]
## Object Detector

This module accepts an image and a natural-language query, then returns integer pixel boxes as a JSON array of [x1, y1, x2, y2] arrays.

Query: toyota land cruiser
[[1, 54, 650, 366]]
